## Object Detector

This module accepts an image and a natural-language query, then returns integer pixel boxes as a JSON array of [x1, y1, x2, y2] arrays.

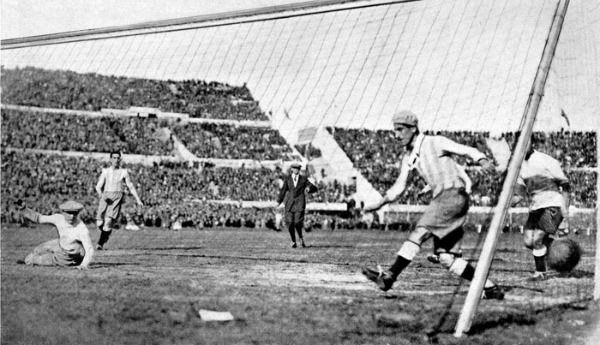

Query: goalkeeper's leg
[[25, 239, 61, 266]]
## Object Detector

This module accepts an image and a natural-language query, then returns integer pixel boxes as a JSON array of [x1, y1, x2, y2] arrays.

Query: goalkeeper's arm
[[15, 200, 42, 223]]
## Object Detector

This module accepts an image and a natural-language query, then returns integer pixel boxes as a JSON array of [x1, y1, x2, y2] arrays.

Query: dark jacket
[[277, 174, 318, 212]]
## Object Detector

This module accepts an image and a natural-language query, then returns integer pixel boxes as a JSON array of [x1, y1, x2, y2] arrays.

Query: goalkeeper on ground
[[15, 199, 95, 269]]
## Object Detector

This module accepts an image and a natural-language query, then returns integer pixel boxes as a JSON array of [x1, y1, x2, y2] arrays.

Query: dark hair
[[110, 151, 122, 158]]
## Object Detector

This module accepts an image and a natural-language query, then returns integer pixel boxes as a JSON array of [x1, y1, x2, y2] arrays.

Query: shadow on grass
[[141, 246, 206, 251], [91, 262, 140, 268], [307, 244, 355, 248], [467, 299, 593, 335], [557, 269, 593, 278], [143, 252, 342, 265]]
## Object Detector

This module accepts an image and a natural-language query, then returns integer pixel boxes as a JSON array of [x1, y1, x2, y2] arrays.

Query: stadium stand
[[0, 151, 356, 227], [2, 108, 174, 155], [1, 67, 269, 121], [330, 127, 597, 208], [172, 122, 293, 160]]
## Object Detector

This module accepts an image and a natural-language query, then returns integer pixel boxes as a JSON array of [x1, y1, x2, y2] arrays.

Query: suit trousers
[[285, 211, 305, 242]]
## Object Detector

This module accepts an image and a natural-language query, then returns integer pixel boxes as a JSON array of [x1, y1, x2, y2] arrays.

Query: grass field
[[2, 223, 599, 345]]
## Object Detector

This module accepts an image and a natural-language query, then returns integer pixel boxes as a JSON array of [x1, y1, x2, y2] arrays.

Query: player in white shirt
[[512, 144, 570, 280], [16, 200, 94, 269], [95, 151, 143, 249]]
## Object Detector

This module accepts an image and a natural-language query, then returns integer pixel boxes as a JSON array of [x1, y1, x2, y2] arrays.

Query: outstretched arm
[[95, 170, 106, 197], [15, 200, 58, 225], [438, 136, 495, 174], [306, 176, 318, 194], [124, 171, 143, 206], [364, 157, 410, 212]]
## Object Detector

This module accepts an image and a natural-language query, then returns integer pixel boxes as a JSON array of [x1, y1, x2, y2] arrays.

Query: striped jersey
[[518, 150, 568, 211], [386, 133, 486, 199], [97, 168, 130, 193]]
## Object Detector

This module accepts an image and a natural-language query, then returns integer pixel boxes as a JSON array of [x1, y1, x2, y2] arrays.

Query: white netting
[[3, 0, 585, 138]]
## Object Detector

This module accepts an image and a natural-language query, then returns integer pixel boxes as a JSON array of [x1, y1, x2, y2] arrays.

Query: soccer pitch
[[1, 224, 598, 345]]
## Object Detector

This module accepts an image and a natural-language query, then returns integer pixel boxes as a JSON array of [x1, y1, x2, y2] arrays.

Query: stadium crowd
[[2, 109, 173, 155], [294, 143, 322, 158], [331, 127, 597, 207], [173, 122, 293, 160], [0, 151, 355, 227], [1, 67, 269, 121], [503, 130, 597, 168]]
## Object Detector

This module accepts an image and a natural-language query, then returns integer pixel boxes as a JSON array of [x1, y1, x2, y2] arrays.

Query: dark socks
[[98, 230, 112, 247], [534, 255, 547, 272], [461, 264, 475, 281], [296, 226, 303, 241], [389, 256, 411, 278]]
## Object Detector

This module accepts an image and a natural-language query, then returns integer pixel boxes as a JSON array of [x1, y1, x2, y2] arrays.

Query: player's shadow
[[556, 269, 593, 278], [499, 284, 543, 293], [307, 244, 354, 248], [91, 262, 140, 268], [382, 293, 407, 300], [493, 267, 535, 274], [494, 248, 522, 254], [142, 246, 205, 251]]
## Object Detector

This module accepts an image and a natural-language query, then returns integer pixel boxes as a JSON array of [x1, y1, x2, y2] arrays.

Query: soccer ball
[[547, 238, 582, 273]]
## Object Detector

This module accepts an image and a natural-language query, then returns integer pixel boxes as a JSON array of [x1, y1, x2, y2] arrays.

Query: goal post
[[595, 130, 600, 300], [454, 0, 571, 337]]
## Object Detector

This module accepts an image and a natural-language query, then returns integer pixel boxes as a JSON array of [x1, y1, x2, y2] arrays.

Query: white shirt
[[97, 167, 129, 193], [38, 214, 94, 265], [518, 150, 568, 211]]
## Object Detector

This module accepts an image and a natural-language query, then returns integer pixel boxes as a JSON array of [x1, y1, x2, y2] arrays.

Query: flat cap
[[290, 162, 302, 168], [59, 200, 84, 213], [392, 110, 418, 127]]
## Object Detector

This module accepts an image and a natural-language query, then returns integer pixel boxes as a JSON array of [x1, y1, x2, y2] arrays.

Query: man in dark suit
[[277, 162, 318, 248]]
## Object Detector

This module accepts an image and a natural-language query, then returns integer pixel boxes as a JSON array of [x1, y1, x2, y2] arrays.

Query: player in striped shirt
[[95, 151, 143, 250], [512, 143, 570, 280], [362, 110, 504, 300]]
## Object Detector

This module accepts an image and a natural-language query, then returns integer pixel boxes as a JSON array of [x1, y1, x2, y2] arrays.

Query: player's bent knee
[[96, 219, 104, 228], [104, 218, 115, 231], [25, 253, 55, 266], [24, 253, 34, 265], [397, 241, 420, 261], [408, 227, 431, 245], [523, 232, 534, 249]]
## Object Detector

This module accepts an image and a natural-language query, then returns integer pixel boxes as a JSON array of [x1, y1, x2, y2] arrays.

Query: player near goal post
[[95, 151, 144, 250], [512, 141, 571, 280], [362, 110, 504, 300]]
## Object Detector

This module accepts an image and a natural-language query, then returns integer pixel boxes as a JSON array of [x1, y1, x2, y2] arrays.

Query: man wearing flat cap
[[361, 110, 505, 300], [276, 162, 318, 248], [15, 199, 95, 269]]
